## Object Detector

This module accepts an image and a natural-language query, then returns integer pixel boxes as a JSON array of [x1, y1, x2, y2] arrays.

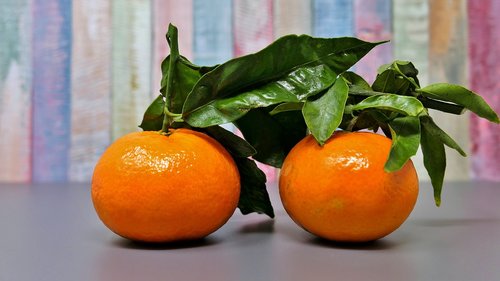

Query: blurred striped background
[[0, 0, 498, 183]]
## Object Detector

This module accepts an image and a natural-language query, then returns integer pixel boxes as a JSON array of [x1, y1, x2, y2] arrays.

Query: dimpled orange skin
[[91, 129, 240, 243], [279, 131, 419, 242]]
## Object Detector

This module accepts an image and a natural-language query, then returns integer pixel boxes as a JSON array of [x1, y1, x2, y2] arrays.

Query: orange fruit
[[279, 131, 419, 242], [91, 129, 240, 243]]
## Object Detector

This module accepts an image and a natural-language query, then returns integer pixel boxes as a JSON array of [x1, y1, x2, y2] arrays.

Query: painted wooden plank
[[32, 0, 72, 182], [468, 0, 500, 181], [313, 0, 354, 38], [193, 0, 233, 66], [353, 0, 392, 83], [233, 0, 274, 57], [429, 0, 470, 181], [111, 0, 152, 140], [274, 0, 312, 37], [151, 0, 193, 96], [69, 0, 112, 182], [0, 0, 32, 182], [393, 0, 429, 181], [393, 0, 429, 85]]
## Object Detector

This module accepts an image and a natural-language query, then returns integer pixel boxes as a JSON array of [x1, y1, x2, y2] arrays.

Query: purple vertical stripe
[[353, 0, 393, 82], [313, 0, 354, 37], [32, 0, 72, 182], [468, 0, 500, 181]]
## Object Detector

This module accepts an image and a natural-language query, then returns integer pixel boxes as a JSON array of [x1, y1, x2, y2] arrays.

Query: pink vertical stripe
[[353, 0, 393, 83], [468, 0, 500, 181], [233, 0, 274, 57]]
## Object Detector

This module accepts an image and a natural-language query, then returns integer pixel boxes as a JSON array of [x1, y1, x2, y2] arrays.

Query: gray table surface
[[1, 181, 499, 281]]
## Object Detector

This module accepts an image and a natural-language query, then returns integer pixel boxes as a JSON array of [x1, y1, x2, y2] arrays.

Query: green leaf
[[346, 87, 387, 97], [418, 83, 500, 123], [340, 111, 381, 132], [162, 24, 181, 122], [184, 64, 337, 127], [384, 116, 421, 172], [159, 55, 211, 115], [140, 54, 211, 131], [159, 24, 217, 119], [418, 96, 465, 115], [347, 94, 425, 117], [420, 115, 466, 156], [269, 102, 304, 115], [342, 71, 371, 90], [202, 126, 256, 158], [183, 35, 385, 115], [342, 71, 387, 97], [139, 94, 165, 131], [235, 108, 307, 167], [391, 60, 421, 88], [235, 157, 274, 218], [393, 60, 419, 78], [303, 78, 349, 145], [372, 69, 411, 95], [420, 121, 446, 206], [377, 63, 392, 74], [372, 69, 395, 92]]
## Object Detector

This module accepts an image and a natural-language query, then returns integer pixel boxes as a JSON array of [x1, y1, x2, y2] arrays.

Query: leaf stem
[[393, 62, 420, 89], [417, 95, 466, 115], [161, 24, 180, 133]]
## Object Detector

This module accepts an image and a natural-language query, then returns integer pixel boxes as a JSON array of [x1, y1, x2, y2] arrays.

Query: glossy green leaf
[[160, 55, 211, 115], [377, 63, 392, 74], [384, 116, 421, 172], [341, 109, 394, 133], [303, 78, 349, 145], [236, 157, 274, 218], [342, 71, 371, 90], [342, 71, 386, 97], [391, 60, 421, 88], [372, 69, 411, 95], [420, 121, 446, 206], [202, 126, 256, 158], [418, 83, 500, 123], [418, 96, 465, 115], [139, 94, 165, 131], [159, 24, 217, 120], [420, 115, 466, 157], [346, 87, 386, 97], [142, 24, 216, 130], [393, 60, 419, 77], [235, 109, 307, 168], [347, 94, 425, 117], [269, 102, 304, 115], [184, 64, 337, 127], [183, 35, 385, 115]]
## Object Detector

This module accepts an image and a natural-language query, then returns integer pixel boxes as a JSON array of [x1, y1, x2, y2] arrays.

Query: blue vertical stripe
[[193, 0, 233, 66], [32, 0, 72, 182], [313, 0, 354, 37]]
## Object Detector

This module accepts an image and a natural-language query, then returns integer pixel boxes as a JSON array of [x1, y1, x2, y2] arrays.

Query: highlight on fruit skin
[[91, 129, 241, 243], [279, 131, 419, 242]]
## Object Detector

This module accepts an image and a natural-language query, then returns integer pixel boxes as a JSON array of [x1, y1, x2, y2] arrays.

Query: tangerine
[[91, 129, 240, 243], [279, 131, 419, 242]]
